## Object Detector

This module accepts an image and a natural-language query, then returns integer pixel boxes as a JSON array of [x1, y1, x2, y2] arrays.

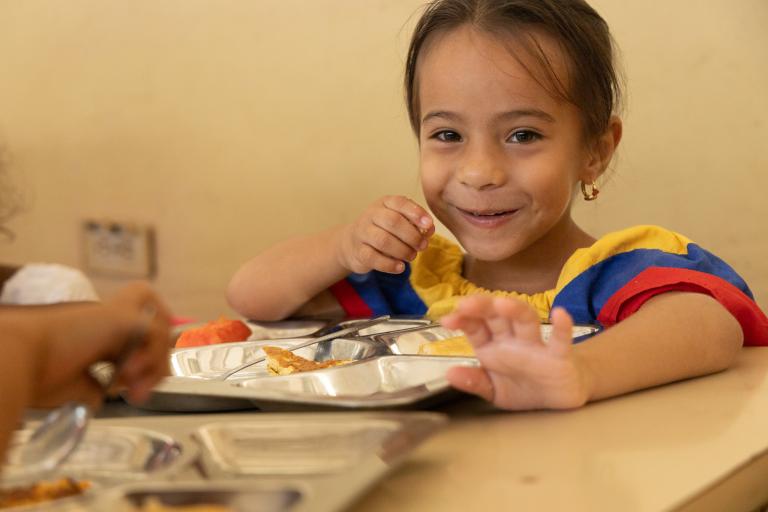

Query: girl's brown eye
[[434, 130, 462, 142], [509, 130, 541, 143]]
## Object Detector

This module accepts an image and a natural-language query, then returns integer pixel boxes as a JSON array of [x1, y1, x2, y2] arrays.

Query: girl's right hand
[[336, 195, 434, 274]]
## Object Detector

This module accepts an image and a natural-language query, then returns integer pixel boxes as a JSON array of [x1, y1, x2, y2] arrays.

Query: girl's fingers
[[441, 314, 492, 346], [373, 208, 425, 253], [363, 225, 417, 262], [548, 307, 574, 357], [357, 243, 406, 274], [381, 196, 433, 251], [472, 341, 538, 376], [456, 295, 504, 347], [484, 298, 516, 340], [446, 366, 494, 402], [498, 298, 542, 346], [444, 295, 503, 347], [382, 196, 433, 233]]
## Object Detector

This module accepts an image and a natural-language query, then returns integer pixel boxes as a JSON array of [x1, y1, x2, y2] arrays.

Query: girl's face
[[417, 25, 597, 262]]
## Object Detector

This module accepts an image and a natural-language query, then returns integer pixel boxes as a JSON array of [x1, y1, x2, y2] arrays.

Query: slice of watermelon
[[175, 317, 251, 348]]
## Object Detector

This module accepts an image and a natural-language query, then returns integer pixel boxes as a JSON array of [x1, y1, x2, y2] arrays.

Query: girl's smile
[[453, 205, 520, 229]]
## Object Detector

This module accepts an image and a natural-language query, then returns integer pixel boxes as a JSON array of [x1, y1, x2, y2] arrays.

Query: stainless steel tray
[[147, 318, 597, 413], [142, 355, 478, 411], [3, 425, 196, 485], [86, 412, 445, 512], [372, 323, 600, 354], [1, 424, 198, 511]]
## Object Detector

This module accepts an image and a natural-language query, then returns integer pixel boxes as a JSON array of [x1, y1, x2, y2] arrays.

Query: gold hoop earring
[[581, 181, 599, 201]]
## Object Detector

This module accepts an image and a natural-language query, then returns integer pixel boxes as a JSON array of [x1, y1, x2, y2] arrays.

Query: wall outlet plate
[[82, 220, 156, 278]]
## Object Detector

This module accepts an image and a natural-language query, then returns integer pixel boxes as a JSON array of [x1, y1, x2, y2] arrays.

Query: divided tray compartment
[[93, 412, 445, 512], [195, 418, 402, 476], [1, 425, 197, 511], [371, 323, 601, 355], [170, 337, 391, 381], [234, 355, 479, 409]]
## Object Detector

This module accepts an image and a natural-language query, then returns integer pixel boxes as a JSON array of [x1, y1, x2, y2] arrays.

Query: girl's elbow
[[225, 275, 290, 322], [713, 311, 744, 370], [226, 274, 260, 319]]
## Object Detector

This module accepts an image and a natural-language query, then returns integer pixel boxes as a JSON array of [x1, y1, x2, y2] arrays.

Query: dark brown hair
[[405, 0, 622, 142]]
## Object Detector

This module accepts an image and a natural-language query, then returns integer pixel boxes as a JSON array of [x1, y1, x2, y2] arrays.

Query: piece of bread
[[262, 346, 350, 375], [417, 336, 475, 356], [175, 317, 251, 348]]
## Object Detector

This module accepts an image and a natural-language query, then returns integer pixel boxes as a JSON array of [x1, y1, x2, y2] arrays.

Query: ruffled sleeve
[[552, 225, 768, 345]]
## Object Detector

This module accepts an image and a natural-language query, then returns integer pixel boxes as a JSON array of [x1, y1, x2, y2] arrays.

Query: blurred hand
[[336, 195, 434, 274], [441, 295, 592, 410], [30, 282, 172, 409]]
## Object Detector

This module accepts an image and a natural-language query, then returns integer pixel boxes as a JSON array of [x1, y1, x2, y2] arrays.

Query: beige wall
[[0, 0, 765, 319]]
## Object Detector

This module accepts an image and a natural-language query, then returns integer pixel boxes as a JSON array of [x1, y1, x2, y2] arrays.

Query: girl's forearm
[[226, 225, 349, 320], [575, 292, 743, 402]]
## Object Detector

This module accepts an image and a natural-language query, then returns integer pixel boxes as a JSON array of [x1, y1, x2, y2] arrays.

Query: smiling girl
[[227, 0, 768, 410]]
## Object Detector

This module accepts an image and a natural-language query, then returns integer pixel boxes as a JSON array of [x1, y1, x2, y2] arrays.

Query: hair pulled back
[[405, 0, 622, 142]]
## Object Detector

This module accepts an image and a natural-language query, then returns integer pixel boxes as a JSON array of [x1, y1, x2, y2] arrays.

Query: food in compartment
[[417, 335, 475, 356], [176, 317, 251, 348], [129, 498, 233, 512], [0, 478, 91, 508], [263, 346, 351, 376]]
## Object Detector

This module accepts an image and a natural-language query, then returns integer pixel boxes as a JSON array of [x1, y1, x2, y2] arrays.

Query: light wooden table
[[351, 348, 768, 512]]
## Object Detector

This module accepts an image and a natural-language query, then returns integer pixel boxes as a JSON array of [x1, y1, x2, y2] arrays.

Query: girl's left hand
[[441, 295, 594, 410]]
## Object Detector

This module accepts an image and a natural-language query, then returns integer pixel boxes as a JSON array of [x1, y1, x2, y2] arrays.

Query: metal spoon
[[3, 402, 89, 485]]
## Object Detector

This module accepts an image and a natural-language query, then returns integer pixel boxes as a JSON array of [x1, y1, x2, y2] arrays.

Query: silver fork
[[217, 315, 391, 380]]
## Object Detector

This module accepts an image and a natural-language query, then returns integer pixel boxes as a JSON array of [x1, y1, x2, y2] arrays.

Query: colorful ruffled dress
[[329, 225, 768, 345]]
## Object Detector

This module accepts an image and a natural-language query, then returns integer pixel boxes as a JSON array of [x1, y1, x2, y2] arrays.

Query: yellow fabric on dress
[[409, 225, 693, 321]]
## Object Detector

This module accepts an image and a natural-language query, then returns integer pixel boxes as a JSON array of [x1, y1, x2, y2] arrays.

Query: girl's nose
[[456, 143, 507, 190]]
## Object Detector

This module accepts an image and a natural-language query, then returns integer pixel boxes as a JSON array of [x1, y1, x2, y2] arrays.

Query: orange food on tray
[[0, 478, 90, 508], [175, 317, 251, 348]]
